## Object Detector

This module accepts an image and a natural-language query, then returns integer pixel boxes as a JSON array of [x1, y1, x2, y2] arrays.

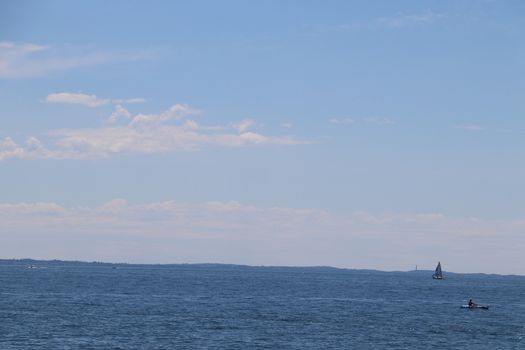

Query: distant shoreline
[[2, 258, 523, 277]]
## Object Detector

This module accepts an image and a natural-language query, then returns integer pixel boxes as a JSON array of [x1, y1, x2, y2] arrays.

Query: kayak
[[461, 305, 489, 310]]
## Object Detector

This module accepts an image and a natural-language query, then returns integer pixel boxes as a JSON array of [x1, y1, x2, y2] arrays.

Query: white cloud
[[338, 11, 445, 31], [0, 42, 49, 79], [231, 119, 255, 132], [124, 98, 146, 104], [1, 104, 308, 160], [130, 104, 199, 126], [0, 136, 53, 160], [0, 201, 66, 216], [1, 137, 17, 150], [0, 41, 149, 79], [183, 119, 199, 130], [1, 199, 524, 273], [329, 118, 354, 125], [378, 11, 445, 28], [455, 124, 485, 131], [46, 92, 110, 108], [99, 198, 129, 213], [107, 104, 132, 124], [329, 117, 394, 125], [281, 122, 293, 128], [46, 92, 146, 109]]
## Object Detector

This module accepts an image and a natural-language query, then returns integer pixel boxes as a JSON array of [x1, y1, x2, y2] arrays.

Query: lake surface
[[1, 260, 524, 349]]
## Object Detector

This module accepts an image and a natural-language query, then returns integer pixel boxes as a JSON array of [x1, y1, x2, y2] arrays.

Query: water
[[1, 261, 524, 349]]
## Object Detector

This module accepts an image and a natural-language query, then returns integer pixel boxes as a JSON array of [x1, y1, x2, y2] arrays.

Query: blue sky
[[1, 0, 524, 274]]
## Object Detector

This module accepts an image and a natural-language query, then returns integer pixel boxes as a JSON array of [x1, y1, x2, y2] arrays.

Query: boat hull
[[461, 305, 489, 310]]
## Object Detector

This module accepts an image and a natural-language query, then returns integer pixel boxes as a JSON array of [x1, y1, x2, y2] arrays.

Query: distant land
[[1, 258, 374, 273], [1, 259, 523, 277]]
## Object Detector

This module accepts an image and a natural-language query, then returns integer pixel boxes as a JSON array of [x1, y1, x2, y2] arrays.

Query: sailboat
[[432, 262, 443, 279]]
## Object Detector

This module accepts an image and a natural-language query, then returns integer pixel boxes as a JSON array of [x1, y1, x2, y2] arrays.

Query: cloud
[[338, 11, 445, 31], [378, 11, 445, 28], [329, 118, 354, 125], [130, 104, 199, 126], [0, 136, 53, 160], [0, 42, 46, 78], [0, 201, 66, 216], [329, 117, 394, 125], [1, 199, 524, 273], [231, 119, 255, 132], [0, 104, 308, 160], [46, 92, 110, 108], [46, 92, 146, 109], [455, 124, 485, 131], [107, 104, 132, 124], [0, 41, 149, 79], [124, 97, 146, 104]]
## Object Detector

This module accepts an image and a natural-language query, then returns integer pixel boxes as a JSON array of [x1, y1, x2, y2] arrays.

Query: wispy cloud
[[329, 117, 394, 125], [377, 11, 445, 28], [231, 119, 255, 132], [0, 103, 308, 160], [455, 124, 485, 131], [0, 137, 52, 160], [46, 93, 111, 107], [0, 41, 149, 79], [122, 97, 146, 104], [329, 118, 354, 125], [107, 104, 132, 124], [46, 92, 146, 108], [129, 104, 200, 127], [1, 199, 524, 272], [338, 10, 445, 31]]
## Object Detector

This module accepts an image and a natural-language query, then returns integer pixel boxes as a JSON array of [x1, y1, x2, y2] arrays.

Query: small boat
[[461, 304, 489, 310], [27, 265, 38, 269], [432, 261, 443, 279]]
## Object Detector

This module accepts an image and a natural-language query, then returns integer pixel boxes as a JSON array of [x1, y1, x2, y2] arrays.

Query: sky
[[1, 0, 524, 274]]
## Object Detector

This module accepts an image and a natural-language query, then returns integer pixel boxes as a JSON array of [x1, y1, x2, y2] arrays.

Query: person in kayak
[[468, 299, 476, 307]]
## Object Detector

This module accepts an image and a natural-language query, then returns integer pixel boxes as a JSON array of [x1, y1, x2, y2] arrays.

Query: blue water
[[1, 261, 524, 349]]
